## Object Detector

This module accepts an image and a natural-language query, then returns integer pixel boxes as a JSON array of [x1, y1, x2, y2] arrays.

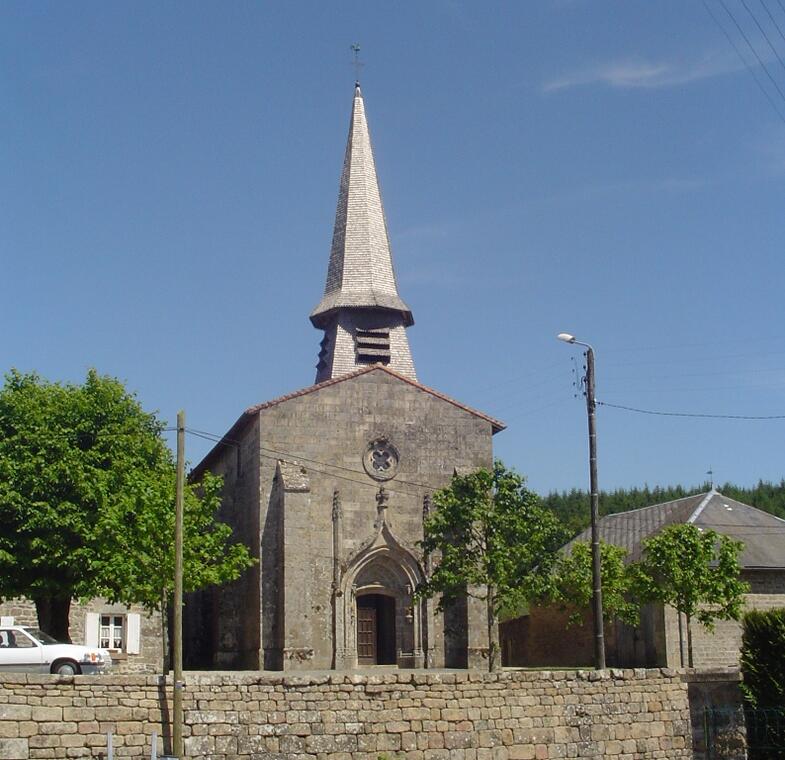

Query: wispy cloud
[[543, 52, 745, 92]]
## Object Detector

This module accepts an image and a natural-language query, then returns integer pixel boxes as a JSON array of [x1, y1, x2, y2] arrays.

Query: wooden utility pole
[[584, 346, 606, 671], [557, 333, 606, 670], [173, 410, 185, 757]]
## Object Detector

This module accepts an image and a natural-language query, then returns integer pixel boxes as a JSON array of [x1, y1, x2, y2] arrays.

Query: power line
[[184, 427, 440, 495], [718, 0, 785, 105], [759, 0, 785, 47], [597, 400, 785, 420], [702, 0, 785, 124], [740, 0, 785, 76]]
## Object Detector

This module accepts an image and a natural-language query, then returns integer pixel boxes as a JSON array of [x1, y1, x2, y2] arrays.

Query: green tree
[[417, 461, 565, 672], [634, 524, 748, 667], [93, 469, 254, 669], [740, 609, 785, 759], [0, 369, 253, 648], [551, 541, 640, 627]]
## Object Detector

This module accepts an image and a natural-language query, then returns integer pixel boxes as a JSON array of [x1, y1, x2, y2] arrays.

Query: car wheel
[[52, 660, 80, 675]]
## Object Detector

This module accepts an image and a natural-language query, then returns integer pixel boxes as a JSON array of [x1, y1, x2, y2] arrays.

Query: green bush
[[741, 609, 785, 708], [740, 609, 785, 758]]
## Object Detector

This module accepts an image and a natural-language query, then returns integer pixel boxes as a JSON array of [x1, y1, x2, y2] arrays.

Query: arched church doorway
[[356, 594, 396, 665]]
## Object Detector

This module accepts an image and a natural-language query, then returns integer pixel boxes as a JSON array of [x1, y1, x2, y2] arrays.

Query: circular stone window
[[363, 438, 400, 481]]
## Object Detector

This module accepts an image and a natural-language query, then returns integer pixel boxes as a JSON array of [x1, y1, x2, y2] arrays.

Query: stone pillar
[[331, 490, 346, 669], [466, 587, 491, 669], [422, 494, 436, 668], [277, 461, 315, 671]]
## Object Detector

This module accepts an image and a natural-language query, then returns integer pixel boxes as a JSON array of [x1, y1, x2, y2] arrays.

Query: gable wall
[[256, 370, 494, 669]]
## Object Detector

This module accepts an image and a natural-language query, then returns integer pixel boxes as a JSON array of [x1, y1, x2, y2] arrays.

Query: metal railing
[[705, 706, 785, 760]]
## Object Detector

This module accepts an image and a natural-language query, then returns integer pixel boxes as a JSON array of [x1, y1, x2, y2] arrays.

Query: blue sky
[[2, 1, 784, 495]]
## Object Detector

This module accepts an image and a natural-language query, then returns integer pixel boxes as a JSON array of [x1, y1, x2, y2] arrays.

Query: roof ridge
[[598, 491, 708, 521], [687, 488, 717, 524]]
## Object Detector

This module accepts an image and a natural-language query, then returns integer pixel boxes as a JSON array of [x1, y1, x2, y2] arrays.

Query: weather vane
[[706, 467, 714, 489], [350, 43, 364, 83]]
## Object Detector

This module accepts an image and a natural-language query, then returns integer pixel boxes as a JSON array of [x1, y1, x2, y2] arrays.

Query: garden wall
[[0, 668, 720, 759]]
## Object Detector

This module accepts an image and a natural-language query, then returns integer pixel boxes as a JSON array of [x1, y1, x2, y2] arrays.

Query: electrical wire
[[759, 0, 785, 47], [718, 0, 785, 105], [596, 400, 785, 420], [702, 0, 785, 124], [741, 0, 785, 76], [185, 427, 441, 496]]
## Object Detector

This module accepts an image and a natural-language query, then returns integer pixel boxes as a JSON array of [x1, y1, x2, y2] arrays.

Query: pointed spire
[[310, 85, 416, 383], [310, 84, 413, 328]]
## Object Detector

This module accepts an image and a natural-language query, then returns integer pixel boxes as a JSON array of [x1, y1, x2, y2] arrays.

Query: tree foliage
[[741, 609, 785, 708], [634, 523, 748, 667], [550, 541, 640, 627], [417, 461, 565, 671], [0, 369, 253, 645], [740, 609, 785, 759]]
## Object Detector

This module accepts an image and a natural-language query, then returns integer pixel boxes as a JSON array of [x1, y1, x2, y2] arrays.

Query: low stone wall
[[0, 668, 696, 759]]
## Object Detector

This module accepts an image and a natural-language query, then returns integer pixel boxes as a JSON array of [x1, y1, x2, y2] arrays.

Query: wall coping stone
[[0, 666, 713, 690]]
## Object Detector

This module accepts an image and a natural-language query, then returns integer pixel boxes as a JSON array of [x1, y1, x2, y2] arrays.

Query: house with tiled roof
[[184, 84, 504, 671], [502, 490, 785, 668]]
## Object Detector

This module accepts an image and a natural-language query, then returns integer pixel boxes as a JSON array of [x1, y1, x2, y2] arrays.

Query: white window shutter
[[84, 613, 99, 647], [126, 613, 141, 654]]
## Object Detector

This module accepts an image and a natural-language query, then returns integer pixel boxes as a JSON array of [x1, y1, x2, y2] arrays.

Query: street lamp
[[557, 332, 606, 670]]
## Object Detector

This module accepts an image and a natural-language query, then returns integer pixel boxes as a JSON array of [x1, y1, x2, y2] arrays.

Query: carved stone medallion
[[363, 438, 400, 481]]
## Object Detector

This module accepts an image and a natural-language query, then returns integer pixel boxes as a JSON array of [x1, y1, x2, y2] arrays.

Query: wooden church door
[[357, 605, 377, 663]]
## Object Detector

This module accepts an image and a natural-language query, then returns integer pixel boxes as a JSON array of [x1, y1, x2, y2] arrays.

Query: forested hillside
[[541, 480, 785, 538]]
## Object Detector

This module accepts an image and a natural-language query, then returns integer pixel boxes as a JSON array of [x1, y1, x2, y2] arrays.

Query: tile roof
[[567, 490, 785, 568]]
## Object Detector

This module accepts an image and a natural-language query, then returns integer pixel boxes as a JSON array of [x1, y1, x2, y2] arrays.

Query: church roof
[[310, 84, 413, 328], [567, 490, 785, 569], [191, 365, 505, 478]]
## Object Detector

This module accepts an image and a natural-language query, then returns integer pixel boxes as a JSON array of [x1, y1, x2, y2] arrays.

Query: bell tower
[[310, 84, 416, 383]]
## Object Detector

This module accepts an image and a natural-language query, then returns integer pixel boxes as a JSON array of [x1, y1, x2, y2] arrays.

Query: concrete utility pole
[[557, 334, 606, 670], [173, 410, 185, 757]]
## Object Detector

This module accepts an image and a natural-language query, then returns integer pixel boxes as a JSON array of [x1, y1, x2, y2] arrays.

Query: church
[[185, 84, 505, 671]]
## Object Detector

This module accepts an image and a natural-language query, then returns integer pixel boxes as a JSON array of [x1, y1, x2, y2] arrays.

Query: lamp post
[[557, 333, 606, 670]]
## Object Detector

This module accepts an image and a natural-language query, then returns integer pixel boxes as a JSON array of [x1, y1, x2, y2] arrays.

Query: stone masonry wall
[[664, 569, 785, 668], [0, 669, 698, 759]]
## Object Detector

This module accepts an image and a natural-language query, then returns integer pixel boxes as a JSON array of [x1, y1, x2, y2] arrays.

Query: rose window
[[363, 438, 399, 481]]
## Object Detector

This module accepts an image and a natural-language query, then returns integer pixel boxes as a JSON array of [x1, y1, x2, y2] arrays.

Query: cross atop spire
[[310, 85, 416, 383], [350, 43, 363, 83]]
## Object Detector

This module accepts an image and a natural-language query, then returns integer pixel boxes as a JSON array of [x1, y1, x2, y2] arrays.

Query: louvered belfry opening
[[355, 326, 391, 364]]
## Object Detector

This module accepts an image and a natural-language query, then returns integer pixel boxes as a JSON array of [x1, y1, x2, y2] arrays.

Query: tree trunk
[[677, 611, 685, 668], [686, 613, 694, 668], [161, 589, 170, 674], [486, 584, 500, 673], [34, 595, 72, 642]]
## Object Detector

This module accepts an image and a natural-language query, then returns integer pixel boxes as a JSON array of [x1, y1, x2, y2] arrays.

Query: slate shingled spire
[[311, 84, 416, 384]]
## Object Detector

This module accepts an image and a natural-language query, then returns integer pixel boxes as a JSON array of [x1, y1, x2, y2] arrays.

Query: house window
[[85, 611, 141, 654], [100, 615, 124, 651]]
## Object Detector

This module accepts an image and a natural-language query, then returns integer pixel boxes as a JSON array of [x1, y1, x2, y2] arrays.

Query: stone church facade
[[185, 84, 504, 671]]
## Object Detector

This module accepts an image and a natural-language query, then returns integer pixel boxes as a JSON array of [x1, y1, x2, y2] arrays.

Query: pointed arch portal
[[334, 523, 426, 669]]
